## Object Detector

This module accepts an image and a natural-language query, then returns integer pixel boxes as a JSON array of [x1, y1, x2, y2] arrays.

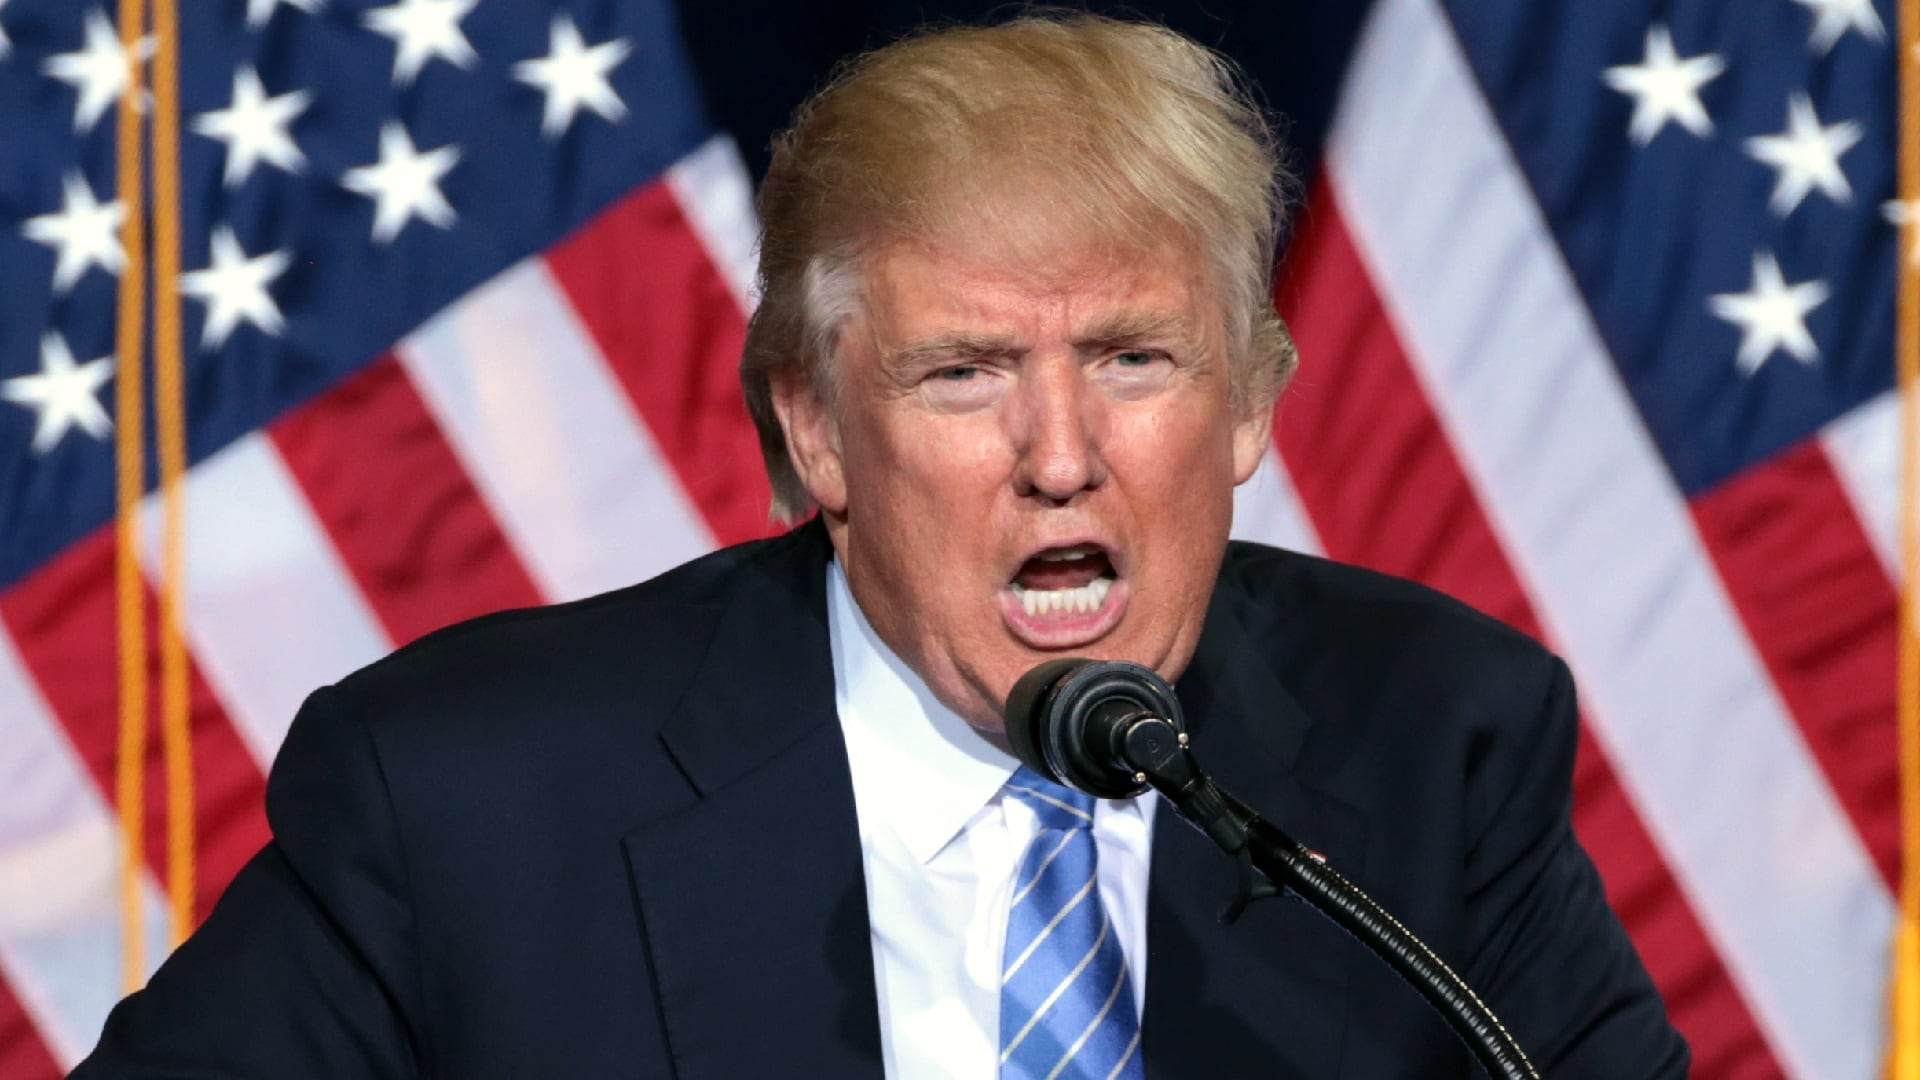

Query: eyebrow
[[888, 331, 1023, 372], [1073, 311, 1195, 350], [887, 311, 1196, 371]]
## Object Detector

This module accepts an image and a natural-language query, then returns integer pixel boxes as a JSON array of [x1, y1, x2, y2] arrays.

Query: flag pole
[[149, 0, 194, 950], [110, 0, 150, 996], [1889, 0, 1919, 1075]]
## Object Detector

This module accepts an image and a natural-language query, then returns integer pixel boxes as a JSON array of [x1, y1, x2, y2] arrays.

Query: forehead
[[859, 229, 1216, 344]]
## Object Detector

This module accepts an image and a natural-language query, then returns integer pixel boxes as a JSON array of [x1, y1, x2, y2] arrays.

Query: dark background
[[671, 1, 1376, 210]]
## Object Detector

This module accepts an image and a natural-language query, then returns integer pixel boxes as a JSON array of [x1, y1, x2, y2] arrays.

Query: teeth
[[1035, 547, 1096, 562], [1013, 576, 1112, 618]]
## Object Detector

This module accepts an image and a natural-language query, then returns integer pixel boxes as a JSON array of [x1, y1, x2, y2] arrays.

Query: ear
[[1231, 398, 1274, 486], [770, 369, 848, 515]]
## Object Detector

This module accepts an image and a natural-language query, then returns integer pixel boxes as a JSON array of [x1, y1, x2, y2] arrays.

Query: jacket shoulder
[[1213, 540, 1568, 780], [1218, 539, 1550, 674], [323, 527, 815, 741]]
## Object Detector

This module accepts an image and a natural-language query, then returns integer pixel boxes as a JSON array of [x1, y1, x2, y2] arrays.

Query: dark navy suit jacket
[[74, 522, 1688, 1078]]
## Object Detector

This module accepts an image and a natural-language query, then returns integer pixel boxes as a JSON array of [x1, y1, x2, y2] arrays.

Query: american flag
[[0, 0, 1909, 1077]]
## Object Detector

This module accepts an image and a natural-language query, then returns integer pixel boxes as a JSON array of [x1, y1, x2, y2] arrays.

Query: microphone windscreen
[[1003, 658, 1095, 782], [1006, 658, 1183, 797]]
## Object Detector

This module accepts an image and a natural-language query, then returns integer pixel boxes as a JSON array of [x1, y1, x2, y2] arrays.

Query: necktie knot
[[1004, 766, 1096, 831]]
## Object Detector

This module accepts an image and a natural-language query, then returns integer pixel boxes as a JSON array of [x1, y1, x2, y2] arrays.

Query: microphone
[[1003, 658, 1253, 855], [1002, 658, 1186, 799], [1003, 658, 1540, 1080]]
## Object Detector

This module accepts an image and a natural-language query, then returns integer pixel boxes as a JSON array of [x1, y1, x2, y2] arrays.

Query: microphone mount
[[1005, 658, 1540, 1080]]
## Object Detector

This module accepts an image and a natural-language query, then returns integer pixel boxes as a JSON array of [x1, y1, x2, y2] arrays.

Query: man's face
[[776, 231, 1271, 735]]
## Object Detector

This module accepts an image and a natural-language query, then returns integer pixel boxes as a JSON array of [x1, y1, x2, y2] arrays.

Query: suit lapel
[[623, 523, 885, 1080], [620, 528, 1373, 1078], [1143, 583, 1369, 1078]]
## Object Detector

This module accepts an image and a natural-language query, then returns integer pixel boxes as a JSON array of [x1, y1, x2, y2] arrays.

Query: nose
[[1012, 359, 1107, 505]]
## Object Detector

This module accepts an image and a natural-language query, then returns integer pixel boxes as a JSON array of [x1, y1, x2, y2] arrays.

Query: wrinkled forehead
[[900, 159, 1203, 275], [861, 235, 1209, 340], [840, 231, 1213, 368], [848, 184, 1225, 336]]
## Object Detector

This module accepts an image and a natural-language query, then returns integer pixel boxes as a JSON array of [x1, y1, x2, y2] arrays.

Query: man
[[76, 13, 1687, 1078]]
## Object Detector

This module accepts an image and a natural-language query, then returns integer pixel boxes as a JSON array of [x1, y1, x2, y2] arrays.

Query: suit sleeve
[[1460, 656, 1690, 1079], [70, 684, 425, 1078]]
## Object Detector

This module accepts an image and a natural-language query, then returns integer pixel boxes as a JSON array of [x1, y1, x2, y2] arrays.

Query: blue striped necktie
[[998, 767, 1145, 1080]]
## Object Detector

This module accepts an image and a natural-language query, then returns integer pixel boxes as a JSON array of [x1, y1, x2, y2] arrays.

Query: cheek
[[841, 411, 1011, 587], [847, 411, 1014, 529], [1112, 405, 1239, 595], [1118, 401, 1239, 498]]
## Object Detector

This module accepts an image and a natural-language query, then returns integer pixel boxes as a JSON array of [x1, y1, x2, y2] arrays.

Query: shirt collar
[[827, 557, 1020, 865]]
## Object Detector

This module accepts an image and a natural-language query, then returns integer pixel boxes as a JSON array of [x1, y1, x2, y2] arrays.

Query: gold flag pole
[[149, 0, 193, 949], [110, 0, 150, 995], [1888, 0, 1919, 1074]]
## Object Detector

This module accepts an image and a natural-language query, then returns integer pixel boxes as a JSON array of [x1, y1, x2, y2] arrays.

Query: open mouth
[[999, 542, 1127, 647], [1010, 544, 1115, 615]]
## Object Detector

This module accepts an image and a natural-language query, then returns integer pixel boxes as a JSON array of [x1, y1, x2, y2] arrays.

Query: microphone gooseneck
[[1003, 658, 1540, 1080]]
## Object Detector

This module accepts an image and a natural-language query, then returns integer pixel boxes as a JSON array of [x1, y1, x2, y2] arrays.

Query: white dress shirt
[[827, 560, 1157, 1078]]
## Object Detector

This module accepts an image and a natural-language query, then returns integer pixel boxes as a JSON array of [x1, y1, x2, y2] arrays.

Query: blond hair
[[741, 11, 1298, 518]]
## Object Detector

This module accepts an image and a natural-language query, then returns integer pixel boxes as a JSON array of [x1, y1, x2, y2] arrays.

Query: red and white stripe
[[0, 627, 168, 1068], [1824, 388, 1913, 582], [0, 133, 767, 1074], [1227, 1, 1898, 1076], [1256, 175, 1792, 1075]]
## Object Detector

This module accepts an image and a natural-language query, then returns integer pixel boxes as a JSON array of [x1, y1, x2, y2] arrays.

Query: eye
[[1094, 348, 1175, 399], [919, 362, 1004, 412]]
